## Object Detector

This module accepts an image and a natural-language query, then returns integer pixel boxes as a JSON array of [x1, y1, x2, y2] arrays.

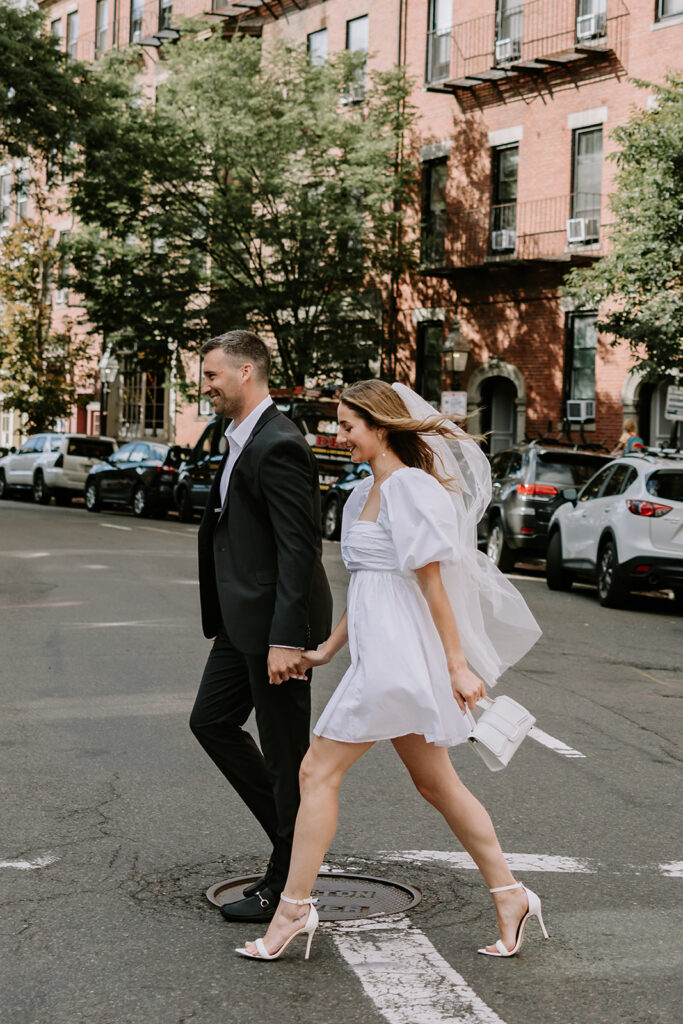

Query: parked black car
[[478, 442, 612, 571], [173, 417, 227, 522], [84, 441, 188, 517], [322, 461, 372, 540]]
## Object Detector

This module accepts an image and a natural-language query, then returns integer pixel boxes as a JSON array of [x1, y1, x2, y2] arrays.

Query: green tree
[[563, 72, 683, 382], [0, 218, 89, 432], [69, 31, 418, 385], [0, 5, 95, 179]]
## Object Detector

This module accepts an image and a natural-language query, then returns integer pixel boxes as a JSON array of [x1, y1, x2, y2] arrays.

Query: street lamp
[[443, 319, 470, 374], [98, 348, 120, 438]]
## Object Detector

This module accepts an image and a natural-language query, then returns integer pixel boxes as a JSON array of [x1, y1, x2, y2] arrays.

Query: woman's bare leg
[[244, 735, 373, 956], [392, 733, 528, 952]]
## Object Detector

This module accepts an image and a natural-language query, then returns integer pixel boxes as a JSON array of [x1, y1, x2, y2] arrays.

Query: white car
[[546, 451, 683, 608], [0, 433, 117, 506]]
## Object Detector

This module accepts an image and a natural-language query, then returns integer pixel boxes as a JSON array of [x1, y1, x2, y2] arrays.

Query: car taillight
[[158, 465, 177, 474], [626, 499, 672, 518], [54, 454, 64, 468], [516, 483, 558, 497]]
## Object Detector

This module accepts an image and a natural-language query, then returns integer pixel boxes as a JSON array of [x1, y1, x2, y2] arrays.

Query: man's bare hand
[[267, 646, 308, 685]]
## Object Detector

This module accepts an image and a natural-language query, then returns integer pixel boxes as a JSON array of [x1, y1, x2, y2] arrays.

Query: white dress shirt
[[218, 394, 273, 507]]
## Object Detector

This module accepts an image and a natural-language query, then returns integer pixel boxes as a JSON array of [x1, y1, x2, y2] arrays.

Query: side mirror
[[561, 487, 578, 504], [168, 444, 182, 465], [10, 446, 16, 454]]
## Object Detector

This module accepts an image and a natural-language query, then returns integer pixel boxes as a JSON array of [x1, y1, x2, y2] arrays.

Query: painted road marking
[[379, 851, 595, 873], [68, 620, 180, 629], [81, 564, 110, 570], [10, 552, 51, 558], [0, 853, 58, 870], [0, 601, 82, 610], [330, 915, 506, 1024], [100, 523, 132, 531], [659, 862, 683, 877], [632, 666, 676, 689], [6, 692, 192, 721], [528, 726, 586, 758]]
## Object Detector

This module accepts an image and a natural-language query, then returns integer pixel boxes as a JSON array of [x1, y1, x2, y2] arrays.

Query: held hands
[[267, 644, 333, 685], [449, 661, 487, 713]]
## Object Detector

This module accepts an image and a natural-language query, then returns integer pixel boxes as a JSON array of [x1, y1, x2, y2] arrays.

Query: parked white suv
[[546, 451, 683, 608], [0, 433, 117, 505]]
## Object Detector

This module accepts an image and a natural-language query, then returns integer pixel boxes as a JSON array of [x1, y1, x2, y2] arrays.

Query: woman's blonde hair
[[623, 418, 637, 433], [339, 379, 476, 488]]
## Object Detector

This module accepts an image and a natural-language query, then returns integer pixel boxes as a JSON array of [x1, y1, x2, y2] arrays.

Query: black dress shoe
[[220, 887, 280, 923], [242, 873, 269, 899]]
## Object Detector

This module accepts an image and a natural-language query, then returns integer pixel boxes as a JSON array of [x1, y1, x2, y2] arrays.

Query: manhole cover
[[206, 871, 421, 922]]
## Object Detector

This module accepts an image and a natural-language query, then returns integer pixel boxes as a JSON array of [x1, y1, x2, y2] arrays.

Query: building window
[[490, 144, 518, 251], [657, 0, 683, 18], [345, 15, 369, 102], [15, 167, 28, 221], [565, 313, 598, 403], [421, 158, 447, 266], [130, 0, 143, 43], [51, 18, 63, 46], [55, 231, 71, 305], [571, 125, 602, 239], [426, 0, 451, 83], [159, 0, 172, 31], [0, 173, 10, 234], [415, 322, 443, 406], [308, 28, 328, 66], [495, 0, 523, 64], [95, 0, 108, 55], [66, 11, 79, 59]]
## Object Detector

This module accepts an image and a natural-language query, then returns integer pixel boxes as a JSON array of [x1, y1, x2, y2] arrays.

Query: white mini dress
[[313, 467, 472, 747]]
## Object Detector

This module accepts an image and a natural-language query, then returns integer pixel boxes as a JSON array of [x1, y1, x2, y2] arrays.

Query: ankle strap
[[280, 893, 317, 906], [489, 882, 523, 894]]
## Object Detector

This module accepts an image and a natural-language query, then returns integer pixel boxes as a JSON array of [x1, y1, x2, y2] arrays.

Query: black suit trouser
[[189, 628, 311, 893]]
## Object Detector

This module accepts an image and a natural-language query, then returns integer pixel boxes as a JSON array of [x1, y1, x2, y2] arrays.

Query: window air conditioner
[[491, 229, 516, 252], [576, 13, 606, 40], [566, 217, 600, 244], [566, 399, 595, 422], [495, 37, 521, 63], [341, 81, 365, 104]]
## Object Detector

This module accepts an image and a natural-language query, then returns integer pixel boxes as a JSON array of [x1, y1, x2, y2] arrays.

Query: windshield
[[535, 453, 609, 486], [646, 470, 683, 501], [66, 438, 116, 459]]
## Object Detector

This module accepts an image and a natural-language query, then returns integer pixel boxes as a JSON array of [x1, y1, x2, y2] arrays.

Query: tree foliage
[[0, 219, 89, 432], [69, 30, 418, 385], [0, 5, 96, 180], [563, 72, 683, 382]]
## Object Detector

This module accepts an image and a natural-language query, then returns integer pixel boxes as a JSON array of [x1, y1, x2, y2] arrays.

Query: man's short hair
[[200, 330, 271, 384]]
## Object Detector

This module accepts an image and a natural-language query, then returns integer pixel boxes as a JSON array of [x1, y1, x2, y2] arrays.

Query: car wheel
[[32, 471, 52, 505], [133, 484, 150, 518], [0, 470, 7, 499], [323, 496, 342, 541], [486, 520, 515, 573], [54, 489, 72, 507], [177, 486, 194, 523], [84, 480, 101, 512], [597, 539, 628, 608], [546, 532, 573, 591]]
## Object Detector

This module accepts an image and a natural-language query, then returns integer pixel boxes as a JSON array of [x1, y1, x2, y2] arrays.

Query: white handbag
[[465, 695, 536, 772]]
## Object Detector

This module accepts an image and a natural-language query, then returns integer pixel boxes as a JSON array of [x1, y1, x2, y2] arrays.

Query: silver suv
[[0, 433, 117, 505], [479, 442, 612, 572]]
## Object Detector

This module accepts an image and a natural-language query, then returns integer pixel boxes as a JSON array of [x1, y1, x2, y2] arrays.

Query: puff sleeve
[[382, 468, 459, 573]]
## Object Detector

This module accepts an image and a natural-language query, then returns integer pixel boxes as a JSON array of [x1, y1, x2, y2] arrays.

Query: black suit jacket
[[197, 404, 333, 655]]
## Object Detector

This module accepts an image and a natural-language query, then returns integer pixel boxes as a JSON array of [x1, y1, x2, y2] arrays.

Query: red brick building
[[14, 0, 682, 449]]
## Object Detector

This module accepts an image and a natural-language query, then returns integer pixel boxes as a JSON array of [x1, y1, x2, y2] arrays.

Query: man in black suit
[[190, 330, 332, 923]]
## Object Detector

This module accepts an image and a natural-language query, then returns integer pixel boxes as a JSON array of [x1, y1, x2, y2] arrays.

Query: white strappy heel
[[235, 894, 319, 961], [477, 881, 550, 957]]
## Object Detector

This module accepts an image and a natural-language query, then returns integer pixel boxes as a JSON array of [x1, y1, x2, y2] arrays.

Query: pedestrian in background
[[189, 330, 332, 924], [236, 380, 546, 963], [612, 418, 645, 455]]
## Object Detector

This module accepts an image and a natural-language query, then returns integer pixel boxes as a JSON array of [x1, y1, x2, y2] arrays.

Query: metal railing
[[422, 193, 608, 270], [425, 0, 629, 85]]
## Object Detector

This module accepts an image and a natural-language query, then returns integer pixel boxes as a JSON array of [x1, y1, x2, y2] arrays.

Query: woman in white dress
[[236, 380, 546, 962]]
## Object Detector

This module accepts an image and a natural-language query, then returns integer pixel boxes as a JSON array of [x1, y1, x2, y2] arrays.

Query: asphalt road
[[1, 498, 681, 1024]]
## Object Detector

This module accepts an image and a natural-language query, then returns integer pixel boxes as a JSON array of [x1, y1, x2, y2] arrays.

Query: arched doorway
[[467, 361, 526, 452], [480, 377, 517, 454], [636, 381, 677, 447]]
